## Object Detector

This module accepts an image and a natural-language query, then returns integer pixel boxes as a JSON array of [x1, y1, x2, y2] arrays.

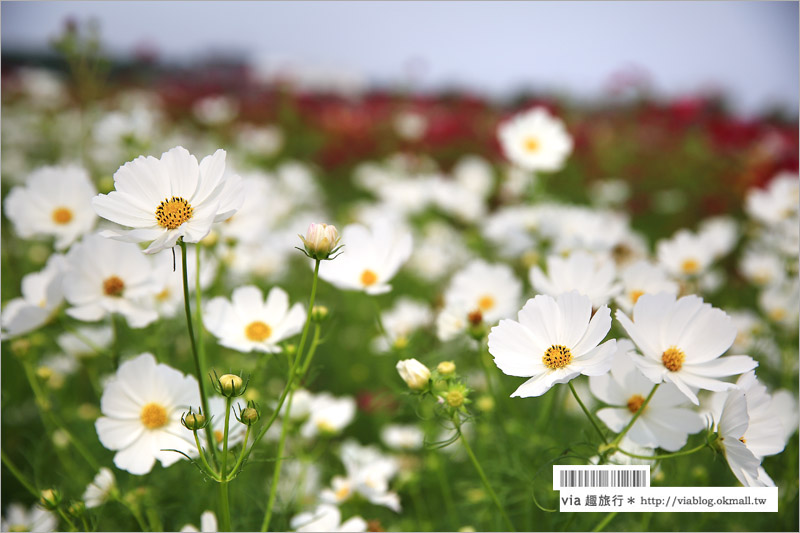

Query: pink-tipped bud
[[299, 223, 341, 260]]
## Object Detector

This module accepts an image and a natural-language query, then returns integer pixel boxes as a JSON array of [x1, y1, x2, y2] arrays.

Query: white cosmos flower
[[698, 216, 738, 260], [710, 389, 761, 487], [373, 298, 432, 352], [56, 326, 113, 358], [320, 440, 401, 512], [614, 260, 679, 314], [300, 393, 356, 439], [203, 285, 305, 353], [745, 172, 799, 226], [82, 467, 116, 508], [1, 254, 65, 338], [443, 260, 522, 325], [181, 510, 218, 532], [4, 164, 97, 250], [616, 293, 758, 405], [739, 247, 786, 288], [498, 107, 573, 172], [656, 229, 714, 278], [758, 279, 799, 327], [92, 146, 244, 254], [1, 502, 57, 533], [381, 424, 424, 451], [95, 353, 200, 475], [291, 504, 367, 533], [62, 234, 159, 328], [318, 218, 412, 295], [488, 291, 616, 398], [530, 251, 622, 308], [590, 340, 705, 451]]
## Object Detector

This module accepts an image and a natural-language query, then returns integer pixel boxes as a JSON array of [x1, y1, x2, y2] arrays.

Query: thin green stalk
[[455, 418, 515, 532], [192, 431, 220, 481], [1, 450, 39, 497], [261, 389, 294, 532], [298, 325, 322, 377], [610, 383, 660, 447], [56, 507, 78, 532], [592, 511, 618, 532], [568, 381, 608, 445], [195, 246, 207, 375], [178, 240, 216, 462], [239, 261, 321, 465], [111, 313, 122, 369], [219, 396, 233, 532], [227, 425, 253, 479], [115, 497, 149, 532], [432, 454, 458, 529], [615, 441, 708, 461], [478, 342, 498, 399], [21, 361, 99, 470]]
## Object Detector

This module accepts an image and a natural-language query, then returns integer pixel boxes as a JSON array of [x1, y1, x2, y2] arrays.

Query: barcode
[[553, 466, 650, 489]]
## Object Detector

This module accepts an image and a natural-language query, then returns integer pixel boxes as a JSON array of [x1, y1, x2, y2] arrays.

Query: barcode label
[[553, 466, 650, 489]]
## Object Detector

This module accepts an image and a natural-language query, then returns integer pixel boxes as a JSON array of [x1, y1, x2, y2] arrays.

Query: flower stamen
[[360, 269, 378, 287], [542, 344, 572, 370], [51, 207, 73, 225], [140, 402, 168, 429], [155, 196, 193, 229], [103, 276, 125, 297], [245, 321, 271, 342], [661, 346, 685, 372], [524, 137, 540, 152], [627, 394, 646, 413]]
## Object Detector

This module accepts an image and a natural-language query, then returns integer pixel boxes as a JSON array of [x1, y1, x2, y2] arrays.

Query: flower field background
[[1, 23, 799, 533]]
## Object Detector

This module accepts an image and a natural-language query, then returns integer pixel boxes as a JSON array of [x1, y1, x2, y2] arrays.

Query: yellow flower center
[[681, 259, 700, 275], [360, 269, 378, 287], [768, 308, 787, 322], [630, 290, 645, 304], [103, 276, 125, 297], [51, 207, 73, 225], [245, 321, 272, 342], [316, 419, 336, 433], [478, 295, 495, 311], [661, 346, 685, 372], [335, 484, 351, 501], [214, 430, 224, 444], [155, 196, 193, 229], [542, 344, 572, 370], [524, 137, 540, 152], [140, 402, 168, 429], [627, 394, 646, 413], [156, 288, 170, 301], [739, 437, 747, 444]]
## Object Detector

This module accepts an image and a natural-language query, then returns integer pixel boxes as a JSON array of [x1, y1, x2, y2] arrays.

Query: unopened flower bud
[[218, 374, 245, 397], [298, 223, 342, 260], [182, 412, 207, 430], [67, 501, 85, 518], [437, 361, 456, 376], [396, 359, 431, 390], [311, 305, 329, 322], [446, 390, 465, 408], [240, 407, 259, 426], [40, 489, 61, 509], [10, 339, 31, 358]]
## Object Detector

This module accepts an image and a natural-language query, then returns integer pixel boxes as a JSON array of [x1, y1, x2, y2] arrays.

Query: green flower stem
[[113, 496, 149, 532], [111, 313, 123, 369], [261, 388, 294, 532], [615, 441, 708, 461], [178, 240, 216, 463], [195, 246, 207, 377], [1, 450, 39, 498], [454, 417, 516, 532], [298, 324, 322, 377], [296, 260, 321, 360], [609, 383, 660, 448], [592, 511, 618, 532], [478, 342, 498, 399], [568, 381, 608, 445], [21, 360, 99, 471], [56, 507, 78, 532], [227, 424, 253, 480], [219, 396, 233, 531], [431, 453, 458, 529], [239, 260, 321, 464], [192, 430, 220, 481]]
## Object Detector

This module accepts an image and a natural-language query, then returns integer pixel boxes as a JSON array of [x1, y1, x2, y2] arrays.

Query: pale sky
[[3, 1, 798, 116]]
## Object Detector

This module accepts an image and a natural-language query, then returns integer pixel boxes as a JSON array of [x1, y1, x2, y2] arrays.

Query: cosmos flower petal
[[95, 417, 144, 451], [555, 291, 592, 347], [488, 319, 548, 377], [687, 355, 758, 377], [615, 309, 660, 361], [663, 374, 700, 405], [596, 407, 629, 433], [571, 305, 611, 357]]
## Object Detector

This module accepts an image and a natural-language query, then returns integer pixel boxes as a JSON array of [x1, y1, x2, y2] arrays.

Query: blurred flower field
[[1, 25, 799, 533]]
